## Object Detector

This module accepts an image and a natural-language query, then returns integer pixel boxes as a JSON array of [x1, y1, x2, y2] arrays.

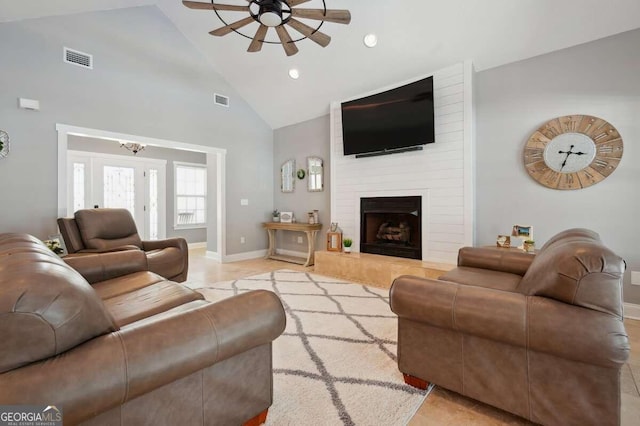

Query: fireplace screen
[[360, 196, 422, 260]]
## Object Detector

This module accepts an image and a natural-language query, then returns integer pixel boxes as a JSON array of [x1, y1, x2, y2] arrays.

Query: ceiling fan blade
[[287, 0, 312, 6], [183, 1, 249, 12], [286, 18, 330, 47], [209, 16, 256, 37], [248, 24, 269, 52], [291, 8, 351, 25], [275, 25, 299, 56]]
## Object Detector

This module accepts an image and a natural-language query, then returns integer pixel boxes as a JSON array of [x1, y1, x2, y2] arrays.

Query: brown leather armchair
[[58, 208, 189, 282], [0, 233, 285, 426], [390, 229, 630, 426]]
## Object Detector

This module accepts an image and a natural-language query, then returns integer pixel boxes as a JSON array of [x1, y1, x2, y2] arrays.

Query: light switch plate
[[297, 236, 303, 244], [240, 236, 245, 244], [240, 199, 249, 206], [632, 271, 640, 286]]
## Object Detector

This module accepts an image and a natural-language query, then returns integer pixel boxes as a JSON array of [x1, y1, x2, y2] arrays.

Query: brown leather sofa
[[58, 208, 189, 282], [0, 233, 285, 426], [390, 228, 630, 426]]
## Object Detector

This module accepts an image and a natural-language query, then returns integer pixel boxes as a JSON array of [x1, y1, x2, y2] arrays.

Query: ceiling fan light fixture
[[363, 33, 378, 48], [288, 68, 300, 79], [259, 1, 283, 27]]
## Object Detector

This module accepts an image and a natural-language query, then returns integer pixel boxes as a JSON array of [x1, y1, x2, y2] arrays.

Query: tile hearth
[[314, 250, 454, 288]]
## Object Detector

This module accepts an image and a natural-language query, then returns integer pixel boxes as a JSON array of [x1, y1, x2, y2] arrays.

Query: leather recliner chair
[[58, 208, 189, 282], [390, 228, 630, 426]]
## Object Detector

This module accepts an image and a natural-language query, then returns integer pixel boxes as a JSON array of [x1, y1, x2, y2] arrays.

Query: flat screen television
[[341, 76, 435, 157]]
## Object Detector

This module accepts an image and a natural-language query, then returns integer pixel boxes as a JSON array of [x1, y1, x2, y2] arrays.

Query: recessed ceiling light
[[363, 34, 378, 48], [288, 68, 300, 80]]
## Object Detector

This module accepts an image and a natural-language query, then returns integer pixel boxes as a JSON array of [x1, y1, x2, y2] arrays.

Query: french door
[[67, 151, 166, 240]]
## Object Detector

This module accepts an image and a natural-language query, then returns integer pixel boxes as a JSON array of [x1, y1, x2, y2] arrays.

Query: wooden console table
[[262, 222, 322, 267]]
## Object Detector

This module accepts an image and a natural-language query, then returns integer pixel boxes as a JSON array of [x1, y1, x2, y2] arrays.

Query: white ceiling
[[3, 1, 640, 129]]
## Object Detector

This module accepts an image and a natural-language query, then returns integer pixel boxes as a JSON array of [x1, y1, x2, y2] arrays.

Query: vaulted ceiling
[[3, 0, 640, 129]]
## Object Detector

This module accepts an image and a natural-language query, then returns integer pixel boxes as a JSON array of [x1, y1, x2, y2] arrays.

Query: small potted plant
[[272, 210, 280, 222], [523, 239, 535, 253], [343, 238, 353, 253]]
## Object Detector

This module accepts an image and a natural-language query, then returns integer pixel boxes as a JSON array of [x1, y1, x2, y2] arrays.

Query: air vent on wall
[[214, 93, 229, 108], [64, 47, 93, 69]]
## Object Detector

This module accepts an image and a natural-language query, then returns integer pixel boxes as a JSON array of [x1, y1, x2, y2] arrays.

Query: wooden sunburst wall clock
[[523, 115, 623, 190]]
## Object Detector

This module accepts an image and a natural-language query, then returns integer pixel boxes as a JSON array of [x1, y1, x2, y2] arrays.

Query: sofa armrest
[[63, 250, 148, 284], [457, 247, 535, 276], [0, 290, 286, 424], [142, 237, 188, 253], [76, 245, 142, 254], [528, 296, 629, 368]]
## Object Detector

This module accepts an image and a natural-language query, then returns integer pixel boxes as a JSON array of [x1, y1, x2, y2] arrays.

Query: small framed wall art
[[496, 235, 511, 248], [280, 211, 293, 223], [512, 225, 533, 239]]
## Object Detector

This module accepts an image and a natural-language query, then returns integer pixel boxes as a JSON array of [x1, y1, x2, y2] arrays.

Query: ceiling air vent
[[214, 93, 229, 108], [64, 47, 93, 69]]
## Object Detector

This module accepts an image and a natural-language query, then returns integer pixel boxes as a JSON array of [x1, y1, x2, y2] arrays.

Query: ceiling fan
[[182, 0, 351, 56]]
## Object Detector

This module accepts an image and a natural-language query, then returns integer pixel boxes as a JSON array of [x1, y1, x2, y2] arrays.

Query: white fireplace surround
[[354, 190, 429, 259], [330, 61, 475, 264]]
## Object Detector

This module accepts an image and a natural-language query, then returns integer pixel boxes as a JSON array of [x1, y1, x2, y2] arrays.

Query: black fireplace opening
[[360, 196, 422, 260]]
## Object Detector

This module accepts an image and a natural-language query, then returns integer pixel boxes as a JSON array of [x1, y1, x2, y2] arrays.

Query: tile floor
[[187, 249, 640, 425]]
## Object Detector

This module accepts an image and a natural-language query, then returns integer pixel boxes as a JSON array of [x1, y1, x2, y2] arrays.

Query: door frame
[[57, 124, 227, 261], [67, 150, 168, 240]]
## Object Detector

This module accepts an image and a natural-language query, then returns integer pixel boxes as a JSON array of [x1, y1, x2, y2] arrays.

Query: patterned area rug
[[187, 270, 432, 426]]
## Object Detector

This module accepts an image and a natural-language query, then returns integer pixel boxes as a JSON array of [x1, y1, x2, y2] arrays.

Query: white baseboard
[[624, 303, 640, 320], [276, 248, 308, 258], [205, 251, 221, 262], [223, 249, 267, 263], [188, 242, 207, 250]]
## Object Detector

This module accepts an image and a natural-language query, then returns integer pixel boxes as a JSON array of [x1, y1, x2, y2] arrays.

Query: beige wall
[[273, 115, 331, 253], [476, 28, 640, 303], [0, 6, 273, 255]]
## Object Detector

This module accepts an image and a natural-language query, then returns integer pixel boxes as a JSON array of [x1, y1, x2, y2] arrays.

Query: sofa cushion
[[440, 266, 522, 292], [518, 237, 625, 317], [0, 234, 117, 373], [92, 271, 166, 300], [103, 281, 205, 327], [75, 208, 143, 251]]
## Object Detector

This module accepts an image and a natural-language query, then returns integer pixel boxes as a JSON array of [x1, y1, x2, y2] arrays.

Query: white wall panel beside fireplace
[[330, 61, 475, 264]]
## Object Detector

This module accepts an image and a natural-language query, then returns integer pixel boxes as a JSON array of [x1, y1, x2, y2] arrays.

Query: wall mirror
[[281, 159, 295, 193], [307, 156, 324, 192]]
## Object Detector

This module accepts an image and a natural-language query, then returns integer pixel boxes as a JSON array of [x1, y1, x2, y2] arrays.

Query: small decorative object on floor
[[496, 235, 511, 248], [44, 234, 67, 256], [343, 238, 353, 253], [523, 240, 536, 253], [272, 209, 280, 222], [280, 211, 293, 223]]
